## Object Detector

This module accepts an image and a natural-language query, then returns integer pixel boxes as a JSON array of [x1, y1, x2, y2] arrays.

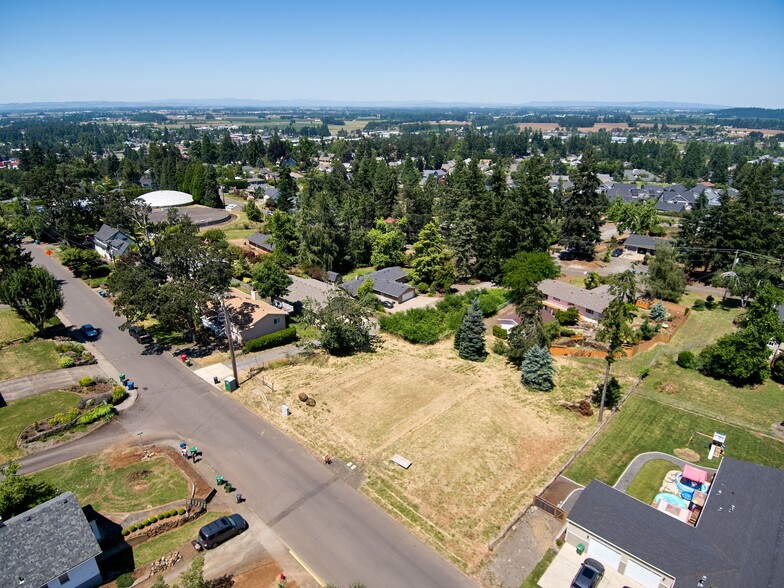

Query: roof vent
[[18, 576, 24, 585], [729, 504, 735, 513]]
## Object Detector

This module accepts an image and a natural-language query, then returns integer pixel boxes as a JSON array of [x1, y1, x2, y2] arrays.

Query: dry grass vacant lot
[[234, 335, 601, 570]]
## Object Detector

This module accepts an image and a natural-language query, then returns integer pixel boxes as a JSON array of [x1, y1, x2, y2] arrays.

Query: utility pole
[[221, 298, 239, 385]]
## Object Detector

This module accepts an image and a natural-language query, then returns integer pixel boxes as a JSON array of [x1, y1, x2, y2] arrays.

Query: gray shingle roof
[[0, 492, 101, 588], [340, 266, 414, 300], [248, 232, 275, 251], [538, 280, 613, 314], [624, 233, 657, 250], [569, 458, 784, 588]]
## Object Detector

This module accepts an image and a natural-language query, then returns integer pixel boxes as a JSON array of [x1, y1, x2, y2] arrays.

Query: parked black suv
[[128, 326, 153, 345], [571, 558, 605, 588], [196, 514, 247, 549]]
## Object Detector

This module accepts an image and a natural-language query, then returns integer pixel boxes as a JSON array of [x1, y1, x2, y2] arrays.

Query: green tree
[[250, 258, 292, 300], [458, 297, 486, 361], [555, 307, 579, 326], [367, 219, 405, 269], [302, 289, 377, 355], [356, 277, 375, 300], [149, 576, 168, 588], [0, 221, 32, 281], [202, 165, 222, 208], [0, 462, 57, 520], [244, 200, 263, 222], [741, 284, 784, 343], [506, 288, 550, 366], [267, 210, 299, 267], [0, 266, 64, 334], [559, 149, 605, 258], [449, 200, 478, 281], [645, 243, 686, 302], [584, 272, 602, 290], [596, 292, 637, 422], [521, 345, 556, 391], [178, 555, 206, 588], [591, 376, 621, 409], [276, 166, 298, 213], [712, 265, 773, 307], [606, 199, 661, 236], [501, 251, 559, 298], [698, 328, 771, 385], [59, 246, 104, 278], [409, 221, 454, 291]]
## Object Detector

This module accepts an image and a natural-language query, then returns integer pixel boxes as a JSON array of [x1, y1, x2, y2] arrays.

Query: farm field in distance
[[232, 335, 603, 570]]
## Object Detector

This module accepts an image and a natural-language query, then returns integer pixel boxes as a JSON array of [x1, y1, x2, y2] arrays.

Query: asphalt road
[[24, 245, 478, 588]]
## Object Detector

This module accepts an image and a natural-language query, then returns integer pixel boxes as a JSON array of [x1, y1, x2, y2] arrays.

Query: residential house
[[623, 168, 661, 182], [325, 271, 342, 284], [247, 232, 275, 253], [93, 224, 133, 260], [624, 233, 658, 255], [341, 266, 416, 304], [543, 458, 784, 588], [0, 492, 102, 588], [538, 279, 613, 321], [274, 275, 334, 314], [224, 289, 288, 344]]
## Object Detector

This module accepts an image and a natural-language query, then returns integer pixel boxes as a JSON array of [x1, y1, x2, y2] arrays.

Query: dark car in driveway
[[571, 558, 605, 588], [128, 325, 153, 345], [196, 514, 247, 549], [611, 248, 623, 257], [80, 324, 98, 339]]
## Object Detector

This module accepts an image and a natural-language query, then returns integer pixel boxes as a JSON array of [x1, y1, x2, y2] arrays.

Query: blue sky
[[2, 0, 783, 107]]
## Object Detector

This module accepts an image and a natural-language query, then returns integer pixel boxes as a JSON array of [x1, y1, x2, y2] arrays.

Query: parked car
[[611, 248, 623, 257], [225, 203, 238, 210], [196, 514, 247, 549], [571, 558, 605, 588], [128, 325, 153, 345], [80, 324, 98, 339]]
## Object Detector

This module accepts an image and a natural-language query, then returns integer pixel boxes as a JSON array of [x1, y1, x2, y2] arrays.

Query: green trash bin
[[576, 543, 585, 555], [216, 475, 224, 485]]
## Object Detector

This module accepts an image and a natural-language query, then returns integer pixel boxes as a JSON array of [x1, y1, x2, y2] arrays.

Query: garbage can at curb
[[576, 543, 585, 555]]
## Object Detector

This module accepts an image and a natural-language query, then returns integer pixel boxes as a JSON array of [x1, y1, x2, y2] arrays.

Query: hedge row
[[121, 508, 186, 535], [77, 404, 114, 425], [243, 326, 297, 353]]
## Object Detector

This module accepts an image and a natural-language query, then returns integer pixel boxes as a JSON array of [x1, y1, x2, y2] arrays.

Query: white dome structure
[[137, 190, 194, 208]]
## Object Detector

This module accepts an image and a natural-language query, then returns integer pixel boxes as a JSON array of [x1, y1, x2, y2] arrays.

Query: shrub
[[78, 376, 95, 387], [121, 529, 130, 536], [544, 321, 564, 341], [677, 351, 697, 369], [492, 325, 508, 340], [416, 282, 429, 294], [475, 288, 512, 317], [639, 367, 650, 379], [129, 524, 137, 532], [111, 386, 127, 405], [380, 307, 450, 344], [692, 299, 706, 311], [76, 404, 114, 425], [771, 355, 784, 384], [59, 356, 75, 368], [492, 340, 508, 356], [177, 508, 185, 515], [117, 573, 135, 588], [705, 295, 716, 310], [243, 326, 297, 353], [555, 307, 580, 326], [592, 377, 622, 409], [640, 318, 655, 340], [521, 345, 556, 391]]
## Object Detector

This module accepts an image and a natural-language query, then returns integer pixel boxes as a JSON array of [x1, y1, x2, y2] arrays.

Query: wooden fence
[[533, 496, 567, 522]]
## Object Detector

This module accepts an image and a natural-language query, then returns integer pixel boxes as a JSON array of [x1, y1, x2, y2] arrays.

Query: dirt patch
[[655, 381, 679, 395], [771, 422, 784, 440], [232, 563, 293, 588], [674, 448, 700, 462], [234, 335, 598, 571]]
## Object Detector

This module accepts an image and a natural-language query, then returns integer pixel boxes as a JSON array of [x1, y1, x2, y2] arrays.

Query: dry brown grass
[[233, 335, 600, 570], [516, 122, 560, 131]]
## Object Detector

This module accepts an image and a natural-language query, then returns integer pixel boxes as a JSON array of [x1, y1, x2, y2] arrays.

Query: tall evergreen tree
[[458, 298, 486, 361], [521, 345, 556, 391], [559, 149, 605, 258], [409, 221, 455, 290], [277, 166, 297, 213]]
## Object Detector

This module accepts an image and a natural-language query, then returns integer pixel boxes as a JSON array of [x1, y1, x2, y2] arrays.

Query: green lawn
[[0, 391, 80, 463], [625, 459, 677, 504], [0, 308, 36, 343], [566, 395, 784, 486], [0, 340, 62, 380], [521, 548, 557, 588], [342, 266, 376, 281], [132, 512, 226, 567], [32, 453, 190, 513], [289, 316, 320, 341]]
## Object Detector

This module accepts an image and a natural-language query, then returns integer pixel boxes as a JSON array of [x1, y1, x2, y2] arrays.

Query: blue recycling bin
[[126, 381, 135, 390]]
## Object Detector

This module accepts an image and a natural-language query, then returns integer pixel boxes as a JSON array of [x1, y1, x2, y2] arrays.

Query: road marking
[[289, 549, 325, 587]]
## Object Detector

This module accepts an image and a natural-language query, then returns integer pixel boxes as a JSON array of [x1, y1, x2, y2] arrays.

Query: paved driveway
[[21, 244, 478, 588]]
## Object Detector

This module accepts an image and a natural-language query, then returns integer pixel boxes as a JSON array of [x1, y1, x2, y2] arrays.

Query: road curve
[[24, 245, 478, 588]]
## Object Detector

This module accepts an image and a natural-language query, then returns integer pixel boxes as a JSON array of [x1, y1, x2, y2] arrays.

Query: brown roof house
[[538, 279, 613, 322], [224, 289, 288, 345]]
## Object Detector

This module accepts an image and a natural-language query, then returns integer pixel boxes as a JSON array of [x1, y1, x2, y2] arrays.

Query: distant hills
[[0, 98, 741, 112]]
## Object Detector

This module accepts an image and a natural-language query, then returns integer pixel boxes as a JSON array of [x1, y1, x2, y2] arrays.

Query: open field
[[32, 448, 190, 513], [578, 123, 631, 132], [0, 391, 80, 463], [132, 512, 226, 567], [328, 119, 368, 135], [516, 122, 560, 132], [233, 335, 602, 570], [0, 340, 61, 380], [565, 395, 784, 486], [625, 459, 677, 504]]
